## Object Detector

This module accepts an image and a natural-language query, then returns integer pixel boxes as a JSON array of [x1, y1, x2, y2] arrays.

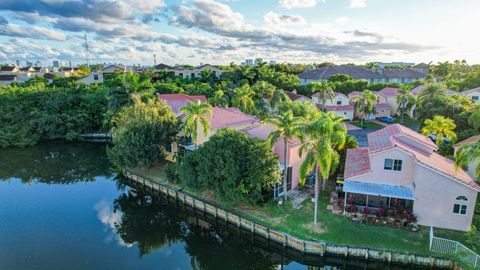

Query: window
[[93, 74, 98, 80], [337, 100, 342, 105], [191, 73, 195, 78], [453, 196, 468, 215], [384, 159, 402, 171], [472, 96, 479, 101]]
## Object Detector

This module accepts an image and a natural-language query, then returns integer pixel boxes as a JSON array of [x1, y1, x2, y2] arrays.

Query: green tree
[[351, 90, 377, 127], [299, 112, 347, 224], [208, 89, 229, 107], [180, 100, 213, 148], [421, 115, 457, 147], [455, 142, 480, 180], [417, 83, 447, 103], [107, 94, 179, 168], [266, 110, 302, 200], [232, 84, 255, 114], [177, 128, 281, 205], [251, 81, 276, 98], [269, 88, 288, 112], [310, 81, 334, 112], [396, 85, 416, 123]]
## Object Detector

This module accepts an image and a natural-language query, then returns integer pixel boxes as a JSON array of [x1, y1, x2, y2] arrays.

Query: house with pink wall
[[348, 91, 393, 120], [311, 92, 354, 120], [241, 123, 306, 198], [344, 124, 479, 231]]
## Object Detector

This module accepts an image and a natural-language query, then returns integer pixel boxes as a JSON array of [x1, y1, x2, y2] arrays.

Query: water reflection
[[0, 141, 114, 184]]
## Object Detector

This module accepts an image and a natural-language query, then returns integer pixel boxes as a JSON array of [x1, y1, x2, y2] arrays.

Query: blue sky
[[0, 0, 478, 66]]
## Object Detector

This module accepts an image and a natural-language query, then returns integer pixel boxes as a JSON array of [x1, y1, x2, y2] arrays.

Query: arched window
[[453, 196, 468, 215]]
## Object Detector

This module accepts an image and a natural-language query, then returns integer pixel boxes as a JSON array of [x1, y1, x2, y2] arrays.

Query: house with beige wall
[[77, 65, 128, 85], [311, 92, 354, 120], [344, 124, 479, 231], [170, 64, 224, 79], [348, 91, 392, 120], [460, 87, 480, 103]]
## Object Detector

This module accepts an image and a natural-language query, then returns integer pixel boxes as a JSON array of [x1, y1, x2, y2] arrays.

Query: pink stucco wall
[[273, 139, 305, 189]]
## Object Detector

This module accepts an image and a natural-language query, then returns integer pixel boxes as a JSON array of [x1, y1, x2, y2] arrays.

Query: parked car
[[377, 116, 395, 123]]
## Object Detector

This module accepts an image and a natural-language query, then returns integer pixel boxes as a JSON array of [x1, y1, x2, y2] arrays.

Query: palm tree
[[421, 115, 456, 147], [232, 84, 255, 114], [299, 112, 347, 224], [417, 83, 447, 103], [269, 88, 288, 112], [251, 81, 275, 99], [209, 90, 228, 107], [396, 85, 416, 123], [310, 82, 334, 112], [266, 110, 302, 200], [455, 142, 480, 180], [468, 105, 480, 131], [180, 100, 213, 148], [351, 89, 377, 127]]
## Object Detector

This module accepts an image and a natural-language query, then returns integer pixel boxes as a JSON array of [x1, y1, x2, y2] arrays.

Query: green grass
[[130, 165, 471, 256], [349, 120, 384, 129], [394, 116, 419, 127]]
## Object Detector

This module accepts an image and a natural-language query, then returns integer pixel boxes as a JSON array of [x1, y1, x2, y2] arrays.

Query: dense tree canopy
[[177, 128, 281, 205]]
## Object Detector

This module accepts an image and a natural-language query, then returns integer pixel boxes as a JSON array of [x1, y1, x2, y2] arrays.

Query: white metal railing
[[430, 226, 480, 268]]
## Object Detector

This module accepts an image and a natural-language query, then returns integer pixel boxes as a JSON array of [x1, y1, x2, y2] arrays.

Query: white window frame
[[384, 158, 402, 171], [453, 196, 468, 216]]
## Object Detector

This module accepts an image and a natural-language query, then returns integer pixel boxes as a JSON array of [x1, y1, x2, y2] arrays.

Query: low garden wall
[[124, 169, 454, 269]]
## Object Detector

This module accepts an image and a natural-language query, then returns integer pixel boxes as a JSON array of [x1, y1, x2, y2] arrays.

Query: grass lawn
[[394, 116, 419, 127], [349, 120, 384, 129], [130, 165, 478, 259]]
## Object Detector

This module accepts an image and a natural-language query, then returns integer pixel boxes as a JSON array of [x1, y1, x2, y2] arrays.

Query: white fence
[[430, 227, 480, 268]]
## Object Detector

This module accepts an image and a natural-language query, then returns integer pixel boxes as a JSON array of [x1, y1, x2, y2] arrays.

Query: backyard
[[130, 164, 469, 256]]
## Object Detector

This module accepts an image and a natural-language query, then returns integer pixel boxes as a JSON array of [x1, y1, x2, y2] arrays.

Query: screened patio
[[343, 180, 415, 213]]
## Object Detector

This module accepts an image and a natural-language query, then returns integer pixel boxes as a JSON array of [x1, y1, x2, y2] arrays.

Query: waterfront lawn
[[349, 120, 384, 129]]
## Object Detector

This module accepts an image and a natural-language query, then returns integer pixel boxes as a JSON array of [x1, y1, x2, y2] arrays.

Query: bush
[[177, 128, 281, 205], [164, 163, 179, 183]]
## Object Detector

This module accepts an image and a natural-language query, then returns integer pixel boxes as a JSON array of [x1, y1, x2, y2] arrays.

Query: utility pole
[[84, 33, 90, 67]]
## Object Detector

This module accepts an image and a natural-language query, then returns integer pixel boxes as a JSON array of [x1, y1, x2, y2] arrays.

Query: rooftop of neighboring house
[[379, 87, 398, 96], [315, 103, 354, 111], [207, 107, 258, 129], [285, 90, 307, 101], [157, 93, 208, 115], [460, 86, 480, 95], [0, 74, 16, 81], [410, 85, 458, 96], [33, 67, 42, 72], [311, 91, 347, 99], [345, 124, 480, 190], [155, 63, 173, 70], [414, 63, 429, 68], [1, 66, 17, 72], [453, 135, 480, 148], [298, 65, 427, 81], [381, 68, 425, 79], [374, 103, 392, 110], [20, 67, 34, 72], [43, 73, 55, 79], [241, 123, 300, 144]]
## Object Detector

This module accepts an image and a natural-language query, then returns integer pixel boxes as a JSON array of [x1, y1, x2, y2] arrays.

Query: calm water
[[0, 142, 436, 270]]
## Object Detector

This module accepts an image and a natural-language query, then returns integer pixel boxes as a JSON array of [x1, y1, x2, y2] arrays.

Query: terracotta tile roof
[[411, 85, 457, 96], [365, 124, 480, 190], [347, 91, 362, 98], [344, 148, 371, 178], [241, 123, 274, 140], [453, 135, 480, 148], [157, 94, 207, 115], [285, 91, 306, 101], [208, 107, 258, 129], [311, 91, 346, 98], [316, 103, 354, 112], [379, 87, 398, 96], [374, 103, 392, 110]]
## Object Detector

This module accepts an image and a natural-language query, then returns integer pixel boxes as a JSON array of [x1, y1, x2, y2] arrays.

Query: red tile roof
[[316, 103, 354, 112], [285, 91, 306, 101], [367, 124, 436, 153], [379, 87, 398, 96], [157, 94, 207, 115], [208, 107, 258, 129], [241, 123, 300, 144], [374, 103, 392, 110], [411, 85, 457, 96], [344, 148, 371, 178], [453, 135, 480, 148]]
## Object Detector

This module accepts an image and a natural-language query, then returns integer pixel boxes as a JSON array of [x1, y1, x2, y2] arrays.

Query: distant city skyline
[[0, 0, 479, 65]]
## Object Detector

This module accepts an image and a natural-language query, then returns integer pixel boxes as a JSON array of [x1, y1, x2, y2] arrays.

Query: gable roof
[[379, 87, 398, 96], [157, 94, 207, 115], [344, 148, 371, 179], [1, 66, 17, 72], [0, 75, 16, 81], [285, 91, 306, 101], [208, 107, 258, 129], [382, 69, 425, 79], [364, 124, 480, 190], [299, 65, 384, 80], [155, 63, 173, 70], [374, 103, 392, 110], [311, 91, 347, 99], [410, 85, 457, 96], [460, 87, 480, 95], [453, 135, 480, 148]]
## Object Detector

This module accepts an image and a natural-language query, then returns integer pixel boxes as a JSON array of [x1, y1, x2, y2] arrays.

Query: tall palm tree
[[351, 89, 377, 127], [232, 84, 255, 114], [269, 88, 288, 112], [396, 85, 416, 123], [299, 112, 347, 224], [421, 115, 456, 147], [180, 100, 213, 148], [266, 110, 302, 200], [417, 83, 447, 104], [310, 82, 334, 112], [455, 142, 480, 180], [468, 105, 480, 131]]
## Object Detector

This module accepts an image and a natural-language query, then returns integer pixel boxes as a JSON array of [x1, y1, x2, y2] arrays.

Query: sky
[[0, 0, 479, 66]]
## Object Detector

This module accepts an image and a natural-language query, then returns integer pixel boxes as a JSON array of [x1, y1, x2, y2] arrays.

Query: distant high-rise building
[[35, 61, 42, 67], [26, 61, 33, 67], [69, 60, 72, 68], [52, 60, 61, 68], [245, 59, 254, 66], [15, 60, 20, 66]]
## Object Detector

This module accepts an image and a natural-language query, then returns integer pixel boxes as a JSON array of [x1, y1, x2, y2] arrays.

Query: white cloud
[[279, 0, 317, 9], [350, 0, 366, 8], [335, 16, 350, 25], [263, 11, 306, 26], [0, 23, 67, 41]]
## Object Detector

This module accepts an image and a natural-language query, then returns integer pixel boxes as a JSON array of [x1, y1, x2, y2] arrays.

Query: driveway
[[348, 128, 381, 147], [344, 122, 361, 131]]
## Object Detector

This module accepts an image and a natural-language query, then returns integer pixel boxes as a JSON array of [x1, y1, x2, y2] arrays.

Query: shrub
[[164, 163, 179, 183]]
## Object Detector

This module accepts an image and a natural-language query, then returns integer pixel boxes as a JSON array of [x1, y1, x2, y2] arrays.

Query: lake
[[0, 142, 438, 270]]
